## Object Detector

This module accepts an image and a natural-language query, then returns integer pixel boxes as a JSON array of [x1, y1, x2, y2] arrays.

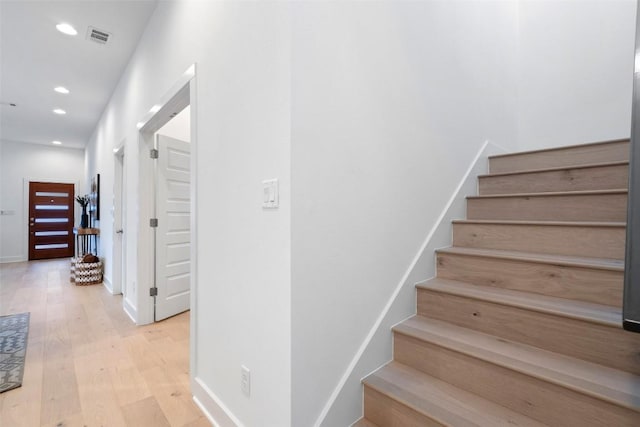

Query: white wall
[[84, 2, 291, 426], [291, 2, 519, 425], [516, 0, 636, 150], [0, 140, 85, 263]]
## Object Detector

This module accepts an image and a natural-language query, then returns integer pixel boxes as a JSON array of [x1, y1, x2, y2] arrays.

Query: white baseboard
[[192, 377, 242, 427], [0, 255, 26, 264], [123, 297, 137, 323], [103, 276, 114, 294], [315, 140, 508, 426]]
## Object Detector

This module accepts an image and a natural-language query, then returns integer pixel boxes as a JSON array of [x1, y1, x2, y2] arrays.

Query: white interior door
[[155, 134, 191, 321]]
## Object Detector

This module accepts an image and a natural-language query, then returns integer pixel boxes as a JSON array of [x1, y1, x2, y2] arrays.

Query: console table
[[73, 227, 99, 256]]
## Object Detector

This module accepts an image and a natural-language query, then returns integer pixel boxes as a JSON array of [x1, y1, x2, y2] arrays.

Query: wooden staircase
[[356, 139, 640, 426]]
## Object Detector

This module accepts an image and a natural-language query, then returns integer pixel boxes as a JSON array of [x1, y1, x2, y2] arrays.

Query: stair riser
[[452, 223, 625, 260], [364, 386, 444, 427], [479, 163, 628, 195], [394, 333, 640, 427], [417, 289, 640, 375], [489, 140, 630, 174], [436, 252, 622, 306], [467, 193, 627, 222]]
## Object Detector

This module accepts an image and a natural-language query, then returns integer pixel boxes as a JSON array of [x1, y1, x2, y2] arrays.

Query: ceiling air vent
[[86, 26, 112, 45]]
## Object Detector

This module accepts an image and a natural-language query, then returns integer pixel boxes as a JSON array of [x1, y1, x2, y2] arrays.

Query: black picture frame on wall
[[89, 173, 100, 222]]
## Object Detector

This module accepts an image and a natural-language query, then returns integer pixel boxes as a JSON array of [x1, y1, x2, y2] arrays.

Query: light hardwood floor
[[0, 258, 210, 427]]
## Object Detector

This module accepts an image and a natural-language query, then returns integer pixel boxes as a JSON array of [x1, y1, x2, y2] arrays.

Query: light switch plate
[[262, 179, 279, 209], [241, 365, 251, 397]]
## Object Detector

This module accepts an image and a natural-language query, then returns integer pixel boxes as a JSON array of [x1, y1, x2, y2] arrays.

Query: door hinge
[[150, 149, 159, 159], [150, 287, 158, 297], [150, 218, 158, 227]]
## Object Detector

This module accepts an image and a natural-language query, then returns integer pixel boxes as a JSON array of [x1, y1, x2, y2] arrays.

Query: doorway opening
[[111, 144, 126, 296], [28, 181, 75, 260], [135, 65, 196, 326]]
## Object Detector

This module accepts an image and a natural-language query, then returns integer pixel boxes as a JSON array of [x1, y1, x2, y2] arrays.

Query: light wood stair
[[466, 189, 628, 222], [436, 247, 623, 306], [478, 161, 629, 195], [451, 220, 626, 259], [487, 139, 630, 174], [357, 139, 640, 426]]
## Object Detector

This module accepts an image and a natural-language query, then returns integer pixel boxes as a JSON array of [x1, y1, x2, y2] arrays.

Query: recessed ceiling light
[[149, 105, 161, 114], [54, 86, 70, 94], [56, 23, 77, 36], [52, 140, 62, 145], [136, 122, 144, 129], [53, 108, 66, 115]]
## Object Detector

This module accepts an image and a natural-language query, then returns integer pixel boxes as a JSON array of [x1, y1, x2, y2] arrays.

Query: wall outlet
[[241, 365, 251, 397]]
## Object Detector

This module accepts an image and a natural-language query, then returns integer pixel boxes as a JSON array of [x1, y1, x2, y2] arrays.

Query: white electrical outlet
[[241, 365, 251, 397]]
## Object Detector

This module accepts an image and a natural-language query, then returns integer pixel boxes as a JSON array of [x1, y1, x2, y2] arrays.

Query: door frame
[[110, 143, 126, 296], [135, 64, 197, 331], [22, 177, 80, 262]]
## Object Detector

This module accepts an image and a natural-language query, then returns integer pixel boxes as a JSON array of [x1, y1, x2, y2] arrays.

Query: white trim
[[192, 377, 243, 427], [103, 276, 114, 294], [136, 130, 156, 325], [193, 395, 219, 427], [188, 68, 199, 383], [0, 255, 25, 264], [123, 297, 137, 323], [137, 64, 195, 133], [314, 140, 508, 426]]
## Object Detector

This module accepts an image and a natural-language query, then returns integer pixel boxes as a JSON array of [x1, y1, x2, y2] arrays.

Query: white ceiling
[[0, 0, 158, 149]]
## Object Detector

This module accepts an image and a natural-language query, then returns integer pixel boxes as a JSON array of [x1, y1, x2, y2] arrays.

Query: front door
[[28, 182, 75, 260], [154, 134, 191, 321]]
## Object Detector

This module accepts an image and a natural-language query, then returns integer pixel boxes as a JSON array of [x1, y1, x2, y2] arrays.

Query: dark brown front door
[[28, 182, 75, 260]]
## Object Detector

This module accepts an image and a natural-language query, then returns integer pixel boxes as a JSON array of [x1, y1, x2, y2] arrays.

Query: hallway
[[0, 259, 208, 427]]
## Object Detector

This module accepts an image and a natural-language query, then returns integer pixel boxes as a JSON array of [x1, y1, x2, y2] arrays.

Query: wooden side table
[[73, 227, 99, 256]]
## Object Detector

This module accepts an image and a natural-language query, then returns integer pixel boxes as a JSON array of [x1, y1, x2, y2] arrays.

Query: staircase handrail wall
[[623, 1, 640, 332]]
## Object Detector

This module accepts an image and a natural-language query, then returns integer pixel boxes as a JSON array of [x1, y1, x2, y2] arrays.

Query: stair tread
[[352, 418, 378, 427], [438, 246, 624, 271], [468, 188, 628, 199], [417, 277, 621, 326], [479, 160, 628, 178], [394, 316, 640, 412], [365, 361, 548, 427], [488, 138, 630, 160], [452, 219, 626, 227]]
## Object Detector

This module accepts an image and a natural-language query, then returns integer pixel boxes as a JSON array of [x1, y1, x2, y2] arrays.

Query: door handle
[[116, 229, 123, 234]]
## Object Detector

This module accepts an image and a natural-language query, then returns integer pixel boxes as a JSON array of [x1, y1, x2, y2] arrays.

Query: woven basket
[[71, 258, 103, 286], [70, 257, 80, 283]]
